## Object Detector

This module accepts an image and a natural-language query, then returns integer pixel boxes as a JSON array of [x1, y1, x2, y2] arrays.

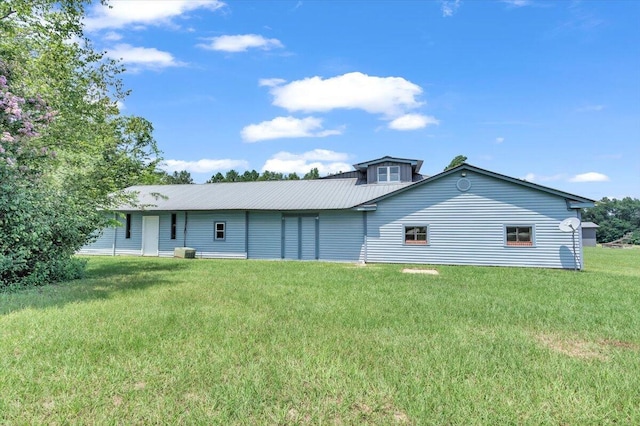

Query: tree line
[[582, 197, 640, 244], [156, 168, 321, 184]]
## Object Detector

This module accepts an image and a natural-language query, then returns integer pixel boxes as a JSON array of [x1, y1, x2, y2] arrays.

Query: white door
[[142, 216, 160, 256]]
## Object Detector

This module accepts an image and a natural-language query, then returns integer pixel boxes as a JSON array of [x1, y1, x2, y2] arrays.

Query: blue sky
[[83, 0, 639, 199]]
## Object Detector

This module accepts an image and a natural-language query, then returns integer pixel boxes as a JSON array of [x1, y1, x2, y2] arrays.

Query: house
[[581, 222, 599, 247], [80, 156, 595, 269]]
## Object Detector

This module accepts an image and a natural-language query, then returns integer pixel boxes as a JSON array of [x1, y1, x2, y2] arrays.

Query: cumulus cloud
[[84, 0, 225, 31], [262, 150, 352, 175], [388, 114, 440, 130], [103, 31, 123, 41], [241, 116, 343, 142], [105, 44, 185, 71], [441, 0, 461, 17], [569, 172, 610, 182], [161, 158, 249, 173], [198, 34, 284, 52], [495, 137, 505, 144], [265, 72, 423, 117]]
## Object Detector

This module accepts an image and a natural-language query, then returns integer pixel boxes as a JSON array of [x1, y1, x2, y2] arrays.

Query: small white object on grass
[[402, 268, 439, 275]]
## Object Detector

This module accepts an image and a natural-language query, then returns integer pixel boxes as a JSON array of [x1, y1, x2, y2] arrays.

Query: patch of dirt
[[601, 339, 639, 350], [133, 382, 146, 390], [402, 268, 439, 275], [112, 395, 123, 407], [536, 333, 639, 361]]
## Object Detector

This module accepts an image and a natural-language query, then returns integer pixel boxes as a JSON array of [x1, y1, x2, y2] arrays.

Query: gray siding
[[319, 210, 365, 262], [582, 228, 597, 247], [283, 216, 299, 259], [301, 216, 317, 260], [365, 171, 582, 269], [367, 161, 413, 184], [248, 211, 282, 259], [78, 225, 116, 255], [184, 211, 247, 259]]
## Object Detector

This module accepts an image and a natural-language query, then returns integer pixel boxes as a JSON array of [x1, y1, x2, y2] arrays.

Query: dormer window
[[378, 166, 400, 183]]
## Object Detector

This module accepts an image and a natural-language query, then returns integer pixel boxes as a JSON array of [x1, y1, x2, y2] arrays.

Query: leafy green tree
[[0, 0, 162, 287], [582, 197, 640, 244], [444, 155, 467, 171], [287, 172, 300, 180], [303, 168, 320, 179]]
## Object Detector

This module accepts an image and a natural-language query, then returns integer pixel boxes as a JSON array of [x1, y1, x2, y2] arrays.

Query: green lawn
[[1, 248, 639, 424]]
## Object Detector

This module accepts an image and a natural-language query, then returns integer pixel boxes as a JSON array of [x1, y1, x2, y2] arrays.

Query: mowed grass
[[1, 248, 639, 424]]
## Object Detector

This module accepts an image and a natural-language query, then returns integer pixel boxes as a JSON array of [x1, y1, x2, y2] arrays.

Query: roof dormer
[[352, 156, 424, 184]]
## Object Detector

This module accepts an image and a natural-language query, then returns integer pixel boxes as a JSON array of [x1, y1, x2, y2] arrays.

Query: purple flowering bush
[[1, 72, 93, 288]]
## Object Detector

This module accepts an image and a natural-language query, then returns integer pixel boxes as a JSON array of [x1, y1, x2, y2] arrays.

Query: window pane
[[405, 226, 427, 243], [378, 167, 388, 182], [390, 166, 400, 182]]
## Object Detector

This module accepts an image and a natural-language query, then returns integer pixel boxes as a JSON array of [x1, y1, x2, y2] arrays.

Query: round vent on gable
[[456, 178, 471, 192]]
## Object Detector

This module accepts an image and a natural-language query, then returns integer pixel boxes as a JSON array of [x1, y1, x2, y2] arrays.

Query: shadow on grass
[[0, 257, 192, 316]]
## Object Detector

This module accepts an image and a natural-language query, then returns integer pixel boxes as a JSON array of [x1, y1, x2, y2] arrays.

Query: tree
[[444, 155, 467, 171], [225, 169, 240, 182], [287, 172, 300, 180], [304, 168, 320, 180], [0, 0, 162, 287], [163, 170, 194, 184], [207, 172, 225, 183], [240, 169, 260, 182], [582, 197, 640, 244]]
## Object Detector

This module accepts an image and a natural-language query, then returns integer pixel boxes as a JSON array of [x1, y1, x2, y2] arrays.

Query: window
[[377, 166, 400, 182], [505, 226, 533, 246], [125, 214, 131, 239], [214, 222, 225, 241], [405, 225, 427, 245], [170, 214, 177, 240]]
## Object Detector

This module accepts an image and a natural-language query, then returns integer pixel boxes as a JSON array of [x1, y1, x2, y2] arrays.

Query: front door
[[142, 216, 159, 256]]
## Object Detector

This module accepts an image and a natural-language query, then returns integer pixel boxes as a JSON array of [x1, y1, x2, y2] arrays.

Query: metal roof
[[581, 222, 599, 228], [120, 178, 414, 211]]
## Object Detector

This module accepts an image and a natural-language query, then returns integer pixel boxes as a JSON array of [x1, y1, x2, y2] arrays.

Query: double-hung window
[[505, 225, 533, 246], [404, 225, 428, 245], [214, 222, 226, 241], [378, 166, 400, 183]]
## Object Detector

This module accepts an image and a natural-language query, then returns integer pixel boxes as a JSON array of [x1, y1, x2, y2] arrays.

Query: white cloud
[[569, 172, 610, 183], [241, 116, 343, 142], [388, 114, 440, 131], [266, 72, 424, 118], [501, 0, 531, 6], [576, 104, 606, 112], [161, 158, 249, 173], [105, 44, 185, 71], [262, 150, 351, 175], [103, 31, 123, 41], [259, 78, 287, 87], [521, 173, 566, 182], [441, 0, 461, 17], [495, 137, 505, 144], [84, 0, 225, 31], [198, 34, 284, 52], [115, 100, 125, 111]]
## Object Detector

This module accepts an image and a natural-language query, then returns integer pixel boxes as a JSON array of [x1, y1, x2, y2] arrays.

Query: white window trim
[[377, 166, 400, 183], [214, 221, 226, 241]]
